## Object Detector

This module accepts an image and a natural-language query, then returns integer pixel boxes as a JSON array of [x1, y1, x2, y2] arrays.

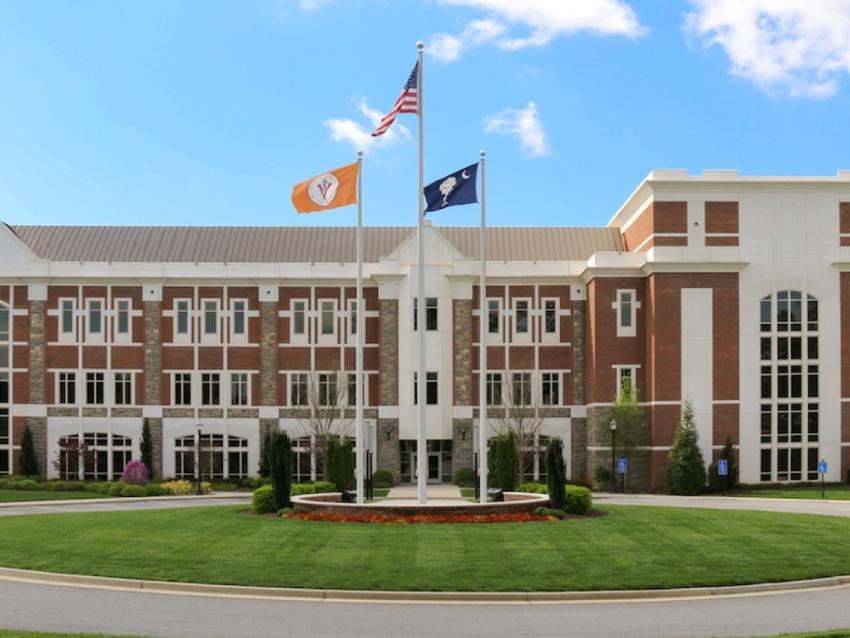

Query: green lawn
[[0, 490, 110, 503], [2, 505, 850, 591], [735, 485, 850, 500]]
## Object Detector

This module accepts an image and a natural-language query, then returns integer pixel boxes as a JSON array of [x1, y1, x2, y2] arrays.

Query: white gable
[[0, 224, 40, 267], [383, 222, 470, 267]]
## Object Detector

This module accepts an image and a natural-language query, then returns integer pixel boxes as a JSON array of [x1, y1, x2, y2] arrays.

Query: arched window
[[759, 291, 819, 482], [0, 302, 10, 476], [57, 433, 132, 480]]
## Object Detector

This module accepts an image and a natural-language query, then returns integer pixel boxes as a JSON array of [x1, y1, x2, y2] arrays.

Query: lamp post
[[195, 421, 203, 496], [609, 419, 617, 493]]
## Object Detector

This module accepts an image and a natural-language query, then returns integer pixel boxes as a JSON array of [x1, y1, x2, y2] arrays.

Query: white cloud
[[483, 101, 550, 157], [430, 0, 645, 62], [298, 0, 331, 9], [325, 99, 411, 152], [685, 0, 850, 98]]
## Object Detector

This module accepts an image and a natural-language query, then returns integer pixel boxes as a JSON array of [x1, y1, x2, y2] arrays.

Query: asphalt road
[[1, 578, 849, 638]]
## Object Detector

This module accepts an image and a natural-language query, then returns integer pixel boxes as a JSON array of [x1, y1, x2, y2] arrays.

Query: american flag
[[371, 61, 419, 137]]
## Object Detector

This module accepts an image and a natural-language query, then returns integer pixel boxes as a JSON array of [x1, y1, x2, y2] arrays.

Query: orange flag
[[291, 162, 359, 214]]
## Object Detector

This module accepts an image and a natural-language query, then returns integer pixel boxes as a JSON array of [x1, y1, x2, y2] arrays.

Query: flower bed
[[284, 511, 554, 524]]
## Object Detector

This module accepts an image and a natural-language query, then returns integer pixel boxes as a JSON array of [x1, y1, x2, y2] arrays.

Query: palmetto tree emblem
[[439, 176, 457, 206]]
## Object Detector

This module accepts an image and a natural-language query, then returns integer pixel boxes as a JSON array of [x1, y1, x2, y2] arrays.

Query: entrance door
[[413, 453, 442, 483]]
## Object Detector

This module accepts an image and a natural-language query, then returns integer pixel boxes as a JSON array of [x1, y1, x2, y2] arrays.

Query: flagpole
[[415, 40, 427, 505], [478, 150, 488, 504], [355, 149, 365, 505]]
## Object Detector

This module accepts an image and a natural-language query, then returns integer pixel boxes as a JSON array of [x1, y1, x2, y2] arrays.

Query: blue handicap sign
[[617, 458, 628, 475], [818, 460, 828, 475], [718, 459, 728, 476]]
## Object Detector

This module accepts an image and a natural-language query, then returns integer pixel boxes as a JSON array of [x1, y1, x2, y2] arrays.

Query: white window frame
[[230, 299, 248, 344], [85, 299, 104, 343], [511, 371, 532, 406], [289, 372, 308, 407], [230, 372, 250, 407], [84, 371, 105, 405], [59, 298, 76, 343], [57, 371, 77, 405], [414, 371, 438, 405], [291, 299, 308, 344], [512, 298, 532, 343], [347, 299, 358, 343], [200, 372, 221, 406], [201, 299, 221, 344], [114, 299, 132, 344], [541, 298, 560, 343], [318, 300, 337, 344], [347, 372, 367, 407], [173, 373, 192, 406], [614, 289, 639, 338], [613, 365, 638, 399], [486, 298, 502, 343], [485, 372, 502, 407], [541, 371, 561, 406], [173, 299, 191, 344], [113, 372, 133, 406]]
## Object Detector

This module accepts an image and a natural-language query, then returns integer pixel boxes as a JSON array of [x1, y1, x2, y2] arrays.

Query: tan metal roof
[[8, 225, 623, 263]]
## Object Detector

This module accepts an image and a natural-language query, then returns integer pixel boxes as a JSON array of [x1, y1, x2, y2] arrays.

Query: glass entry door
[[413, 453, 442, 483]]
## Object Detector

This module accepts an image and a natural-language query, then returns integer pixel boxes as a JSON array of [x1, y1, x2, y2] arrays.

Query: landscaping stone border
[[291, 491, 549, 516]]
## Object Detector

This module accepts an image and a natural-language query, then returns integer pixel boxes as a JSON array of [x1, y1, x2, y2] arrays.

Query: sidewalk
[[385, 484, 464, 504]]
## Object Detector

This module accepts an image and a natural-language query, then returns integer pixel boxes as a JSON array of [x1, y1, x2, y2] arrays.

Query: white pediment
[[382, 222, 470, 267], [0, 224, 40, 267]]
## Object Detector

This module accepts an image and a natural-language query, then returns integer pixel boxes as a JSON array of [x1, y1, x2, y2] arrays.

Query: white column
[[478, 150, 488, 503], [415, 41, 427, 504]]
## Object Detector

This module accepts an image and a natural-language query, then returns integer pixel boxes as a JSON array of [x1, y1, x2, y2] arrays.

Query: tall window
[[347, 373, 359, 407], [61, 299, 75, 336], [515, 300, 529, 334], [114, 373, 132, 405], [485, 373, 502, 406], [232, 300, 246, 337], [616, 289, 637, 337], [542, 372, 560, 405], [174, 373, 192, 406], [292, 301, 306, 336], [0, 408, 8, 475], [231, 373, 248, 406], [414, 372, 438, 405], [616, 367, 636, 398], [290, 373, 308, 407], [115, 299, 130, 337], [413, 298, 438, 331], [201, 373, 221, 406], [87, 300, 103, 336], [175, 300, 190, 336], [544, 300, 557, 334], [512, 372, 532, 406], [203, 300, 219, 336], [174, 434, 249, 480], [760, 291, 819, 482], [58, 372, 76, 404], [349, 301, 358, 336], [58, 433, 132, 480], [320, 301, 335, 336], [487, 299, 500, 334], [85, 372, 105, 405], [318, 373, 337, 406]]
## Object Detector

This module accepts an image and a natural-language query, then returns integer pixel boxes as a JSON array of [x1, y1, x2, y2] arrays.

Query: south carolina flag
[[291, 162, 359, 214], [423, 163, 478, 214]]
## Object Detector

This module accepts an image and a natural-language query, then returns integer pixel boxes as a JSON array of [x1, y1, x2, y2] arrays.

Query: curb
[[0, 566, 848, 605], [0, 493, 250, 509]]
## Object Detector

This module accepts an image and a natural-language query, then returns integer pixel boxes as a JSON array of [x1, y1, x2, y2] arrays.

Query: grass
[[2, 505, 850, 591], [735, 485, 850, 501], [0, 490, 110, 503]]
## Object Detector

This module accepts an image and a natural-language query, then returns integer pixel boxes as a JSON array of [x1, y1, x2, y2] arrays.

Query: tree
[[269, 430, 292, 511], [325, 434, 354, 491], [608, 378, 646, 491], [665, 401, 707, 495], [490, 373, 545, 484], [293, 371, 353, 479], [258, 428, 272, 478], [545, 437, 566, 511], [140, 419, 154, 478], [488, 432, 518, 491], [19, 424, 39, 477], [708, 434, 738, 492]]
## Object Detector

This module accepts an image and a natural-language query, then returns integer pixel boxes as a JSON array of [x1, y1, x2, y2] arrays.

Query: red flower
[[283, 511, 550, 524]]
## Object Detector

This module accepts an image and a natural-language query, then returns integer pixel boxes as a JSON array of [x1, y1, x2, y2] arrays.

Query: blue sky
[[1, 0, 850, 229]]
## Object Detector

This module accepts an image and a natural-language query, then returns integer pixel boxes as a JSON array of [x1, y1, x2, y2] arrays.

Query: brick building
[[1, 169, 849, 490]]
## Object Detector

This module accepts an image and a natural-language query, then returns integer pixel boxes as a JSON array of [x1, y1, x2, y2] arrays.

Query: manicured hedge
[[252, 485, 276, 514], [372, 469, 395, 488], [565, 485, 592, 515]]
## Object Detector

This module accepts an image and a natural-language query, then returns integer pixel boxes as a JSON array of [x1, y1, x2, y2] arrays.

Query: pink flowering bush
[[121, 460, 149, 485]]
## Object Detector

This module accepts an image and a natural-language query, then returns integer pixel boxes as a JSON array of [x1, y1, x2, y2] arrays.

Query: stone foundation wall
[[452, 418, 473, 477], [377, 418, 400, 483], [28, 300, 47, 474], [570, 299, 587, 483]]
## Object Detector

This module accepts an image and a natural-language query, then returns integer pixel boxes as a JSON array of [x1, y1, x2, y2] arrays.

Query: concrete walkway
[[385, 484, 464, 505], [597, 492, 850, 518], [0, 493, 250, 517]]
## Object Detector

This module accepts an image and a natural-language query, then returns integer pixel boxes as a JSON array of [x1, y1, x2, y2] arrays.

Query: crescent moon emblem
[[462, 170, 470, 179]]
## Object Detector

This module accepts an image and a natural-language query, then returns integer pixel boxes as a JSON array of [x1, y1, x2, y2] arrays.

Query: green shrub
[[325, 435, 354, 492], [291, 483, 316, 496], [15, 479, 38, 491], [144, 483, 165, 496], [665, 401, 707, 495], [120, 484, 147, 497], [372, 469, 395, 488], [42, 480, 85, 492], [140, 419, 155, 479], [210, 482, 239, 492], [707, 434, 739, 493], [518, 482, 548, 494], [546, 437, 567, 511], [269, 430, 292, 510], [534, 506, 565, 519], [565, 485, 592, 515], [108, 482, 125, 496], [19, 425, 40, 477], [312, 480, 336, 493], [252, 485, 277, 514], [594, 465, 613, 490], [488, 432, 518, 491], [454, 467, 477, 487], [84, 482, 106, 493]]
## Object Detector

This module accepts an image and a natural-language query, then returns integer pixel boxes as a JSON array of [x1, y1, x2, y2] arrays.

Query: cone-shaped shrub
[[665, 401, 706, 495], [545, 437, 566, 511]]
